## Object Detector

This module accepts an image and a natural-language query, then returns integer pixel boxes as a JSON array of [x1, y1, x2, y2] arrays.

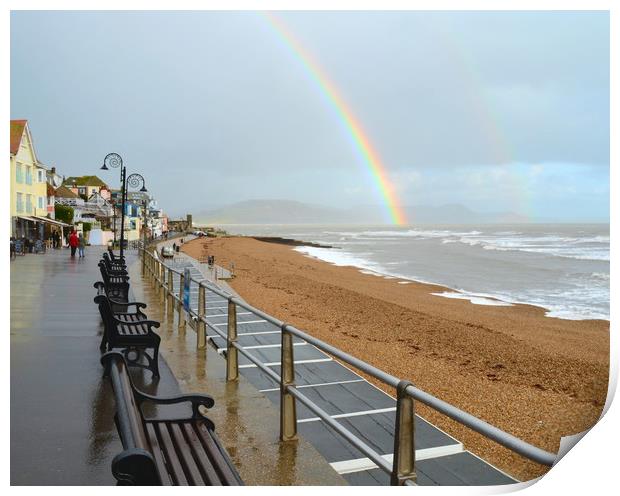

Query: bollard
[[226, 299, 238, 381], [391, 381, 416, 485], [197, 284, 206, 349], [178, 272, 186, 331], [280, 325, 298, 441]]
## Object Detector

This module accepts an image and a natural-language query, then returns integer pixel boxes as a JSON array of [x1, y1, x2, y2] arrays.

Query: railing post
[[280, 324, 298, 441], [178, 272, 186, 331], [153, 258, 159, 295], [141, 245, 146, 276], [226, 298, 238, 381], [167, 269, 174, 313], [391, 380, 416, 485], [159, 262, 165, 304], [197, 284, 206, 349]]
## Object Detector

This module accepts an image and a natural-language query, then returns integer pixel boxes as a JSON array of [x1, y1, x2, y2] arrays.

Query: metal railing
[[140, 245, 557, 485]]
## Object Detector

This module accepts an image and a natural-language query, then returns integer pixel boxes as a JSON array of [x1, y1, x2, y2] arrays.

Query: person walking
[[78, 233, 86, 258], [69, 230, 79, 258]]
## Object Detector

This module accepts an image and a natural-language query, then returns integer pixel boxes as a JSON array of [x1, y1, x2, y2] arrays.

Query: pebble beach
[[182, 235, 609, 481]]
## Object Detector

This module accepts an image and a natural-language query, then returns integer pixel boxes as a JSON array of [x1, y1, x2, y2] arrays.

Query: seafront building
[[63, 175, 111, 201], [9, 120, 170, 246], [10, 120, 49, 238]]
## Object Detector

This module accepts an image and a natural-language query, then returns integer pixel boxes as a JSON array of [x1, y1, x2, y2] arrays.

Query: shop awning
[[16, 215, 40, 223], [31, 216, 72, 227]]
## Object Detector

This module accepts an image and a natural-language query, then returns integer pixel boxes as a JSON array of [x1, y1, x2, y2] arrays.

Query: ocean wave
[[432, 291, 514, 307], [448, 235, 609, 261], [324, 229, 482, 239], [292, 229, 609, 321]]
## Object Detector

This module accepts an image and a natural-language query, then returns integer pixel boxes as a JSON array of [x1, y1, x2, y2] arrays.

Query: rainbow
[[261, 12, 407, 225]]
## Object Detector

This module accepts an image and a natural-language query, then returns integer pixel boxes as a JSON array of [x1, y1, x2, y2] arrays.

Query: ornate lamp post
[[141, 194, 150, 275], [100, 153, 147, 258]]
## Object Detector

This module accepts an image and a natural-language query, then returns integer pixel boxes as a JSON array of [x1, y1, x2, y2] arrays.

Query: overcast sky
[[10, 10, 609, 221]]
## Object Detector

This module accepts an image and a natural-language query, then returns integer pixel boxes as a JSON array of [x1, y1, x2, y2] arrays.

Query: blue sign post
[[183, 267, 191, 312]]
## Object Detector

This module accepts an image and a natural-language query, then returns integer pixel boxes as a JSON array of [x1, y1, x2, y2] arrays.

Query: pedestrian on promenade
[[69, 230, 79, 258], [78, 233, 86, 258], [10, 237, 16, 260]]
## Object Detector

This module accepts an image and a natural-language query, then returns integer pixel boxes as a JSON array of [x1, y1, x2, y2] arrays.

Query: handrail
[[140, 245, 557, 484]]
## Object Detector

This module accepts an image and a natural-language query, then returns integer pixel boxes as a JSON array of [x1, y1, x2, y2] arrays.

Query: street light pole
[[119, 166, 127, 258], [101, 153, 126, 257], [142, 195, 149, 275], [101, 154, 147, 259]]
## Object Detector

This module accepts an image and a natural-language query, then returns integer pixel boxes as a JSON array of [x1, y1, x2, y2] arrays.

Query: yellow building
[[10, 120, 49, 238]]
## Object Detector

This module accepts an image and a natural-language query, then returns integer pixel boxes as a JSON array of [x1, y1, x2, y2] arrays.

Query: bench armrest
[[109, 298, 147, 310], [134, 390, 216, 421]]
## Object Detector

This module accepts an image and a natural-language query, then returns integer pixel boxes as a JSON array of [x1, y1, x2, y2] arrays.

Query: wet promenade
[[10, 246, 344, 485], [10, 247, 185, 484], [11, 247, 126, 484]]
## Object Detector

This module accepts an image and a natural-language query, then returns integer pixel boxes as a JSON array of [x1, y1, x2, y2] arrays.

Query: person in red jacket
[[69, 230, 79, 258]]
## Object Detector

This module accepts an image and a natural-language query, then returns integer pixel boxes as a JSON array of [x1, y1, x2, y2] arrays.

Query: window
[[26, 194, 32, 214], [16, 163, 23, 183], [38, 197, 44, 209], [38, 170, 44, 183], [16, 193, 23, 213], [25, 166, 32, 185]]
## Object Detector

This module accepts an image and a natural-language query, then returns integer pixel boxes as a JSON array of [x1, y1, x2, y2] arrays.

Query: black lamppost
[[101, 153, 147, 258]]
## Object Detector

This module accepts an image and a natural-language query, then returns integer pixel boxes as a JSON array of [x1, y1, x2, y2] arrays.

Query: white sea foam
[[432, 291, 515, 307], [447, 233, 610, 261], [291, 226, 609, 321]]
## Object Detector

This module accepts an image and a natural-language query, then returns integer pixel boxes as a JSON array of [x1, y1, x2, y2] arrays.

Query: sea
[[217, 224, 610, 321]]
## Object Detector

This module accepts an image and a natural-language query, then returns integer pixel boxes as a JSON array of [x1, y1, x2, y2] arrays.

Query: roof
[[46, 183, 56, 196], [54, 185, 80, 199], [10, 120, 27, 155], [63, 175, 108, 188]]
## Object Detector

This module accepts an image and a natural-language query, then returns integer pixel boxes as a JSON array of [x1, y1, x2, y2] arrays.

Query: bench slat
[[170, 423, 208, 485], [155, 422, 189, 485], [195, 422, 241, 485], [145, 423, 173, 486], [181, 422, 223, 485]]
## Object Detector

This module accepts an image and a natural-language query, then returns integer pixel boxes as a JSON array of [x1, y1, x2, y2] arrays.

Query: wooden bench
[[108, 247, 125, 263], [99, 259, 129, 278], [101, 351, 243, 486], [96, 294, 161, 377], [98, 265, 130, 302], [103, 251, 127, 268], [101, 254, 128, 275]]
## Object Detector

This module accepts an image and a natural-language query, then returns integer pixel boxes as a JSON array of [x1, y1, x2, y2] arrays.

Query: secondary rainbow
[[262, 12, 407, 225]]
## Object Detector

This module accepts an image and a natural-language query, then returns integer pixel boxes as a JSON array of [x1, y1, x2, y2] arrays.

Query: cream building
[[10, 120, 49, 238]]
